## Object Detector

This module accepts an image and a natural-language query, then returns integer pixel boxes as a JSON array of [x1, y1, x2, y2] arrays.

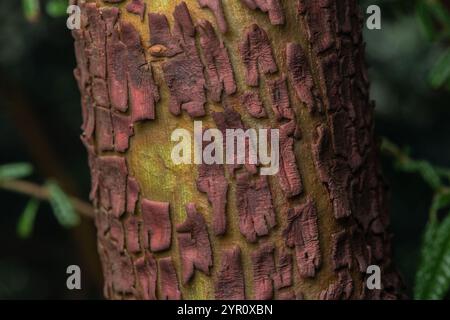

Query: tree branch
[[0, 179, 94, 218]]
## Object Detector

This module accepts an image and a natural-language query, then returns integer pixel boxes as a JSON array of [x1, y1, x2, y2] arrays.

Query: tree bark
[[72, 0, 405, 299]]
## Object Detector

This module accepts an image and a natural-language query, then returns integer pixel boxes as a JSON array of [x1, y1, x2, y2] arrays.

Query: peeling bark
[[215, 246, 245, 299], [73, 0, 404, 300]]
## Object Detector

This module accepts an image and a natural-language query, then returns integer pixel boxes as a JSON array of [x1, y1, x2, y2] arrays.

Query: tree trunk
[[72, 0, 404, 300]]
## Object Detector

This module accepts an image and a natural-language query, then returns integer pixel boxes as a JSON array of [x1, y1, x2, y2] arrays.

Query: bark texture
[[72, 0, 405, 299]]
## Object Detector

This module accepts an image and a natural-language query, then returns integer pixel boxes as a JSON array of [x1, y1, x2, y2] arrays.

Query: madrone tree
[[71, 0, 404, 299]]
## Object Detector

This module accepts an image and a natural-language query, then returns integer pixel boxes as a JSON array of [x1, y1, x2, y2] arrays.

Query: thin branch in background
[[0, 179, 94, 218], [0, 75, 103, 291]]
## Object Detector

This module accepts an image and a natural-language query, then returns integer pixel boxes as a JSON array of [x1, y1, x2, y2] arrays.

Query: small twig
[[382, 138, 450, 211], [0, 179, 94, 218], [381, 138, 409, 163]]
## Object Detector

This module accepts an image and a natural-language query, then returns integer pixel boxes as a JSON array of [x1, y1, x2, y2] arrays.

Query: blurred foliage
[[382, 139, 450, 299], [16, 198, 40, 239], [429, 49, 450, 89], [22, 0, 68, 22], [22, 0, 40, 22], [416, 193, 450, 299], [416, 0, 450, 89], [46, 180, 80, 228], [0, 163, 33, 181], [0, 163, 80, 239], [416, 0, 450, 40], [0, 0, 96, 299], [46, 0, 69, 18]]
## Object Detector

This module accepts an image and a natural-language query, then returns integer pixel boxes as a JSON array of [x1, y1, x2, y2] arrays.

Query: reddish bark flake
[[126, 0, 146, 21], [196, 160, 228, 236], [283, 197, 321, 278], [367, 233, 385, 262], [239, 24, 278, 87], [126, 177, 140, 214], [141, 199, 172, 252], [163, 56, 206, 117], [277, 290, 297, 300], [96, 240, 113, 298], [102, 7, 128, 113], [95, 210, 109, 238], [148, 13, 182, 57], [236, 173, 276, 243], [85, 4, 107, 79], [318, 269, 353, 300], [81, 95, 96, 141], [319, 53, 342, 112], [158, 257, 182, 300], [273, 247, 293, 290], [277, 121, 303, 198], [109, 217, 125, 252], [72, 29, 89, 94], [102, 6, 117, 31], [212, 108, 258, 175], [111, 254, 135, 294], [240, 91, 267, 118], [121, 22, 160, 122], [95, 107, 114, 152], [312, 125, 352, 219], [84, 140, 99, 203], [330, 110, 352, 157], [240, 0, 285, 25], [352, 228, 371, 273], [267, 75, 294, 121], [215, 246, 246, 300], [111, 112, 134, 153], [297, 0, 336, 54], [124, 214, 141, 254], [197, 0, 228, 33], [331, 230, 353, 271], [173, 2, 196, 40], [351, 176, 381, 233], [251, 243, 276, 300], [161, 4, 207, 118], [104, 240, 135, 294], [197, 19, 236, 102], [92, 78, 109, 108], [134, 252, 157, 300], [347, 126, 364, 171], [177, 203, 213, 284], [97, 156, 128, 218], [212, 107, 245, 133], [286, 42, 320, 113]]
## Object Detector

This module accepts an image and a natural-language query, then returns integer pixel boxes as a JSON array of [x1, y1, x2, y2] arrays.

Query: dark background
[[0, 0, 449, 299]]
